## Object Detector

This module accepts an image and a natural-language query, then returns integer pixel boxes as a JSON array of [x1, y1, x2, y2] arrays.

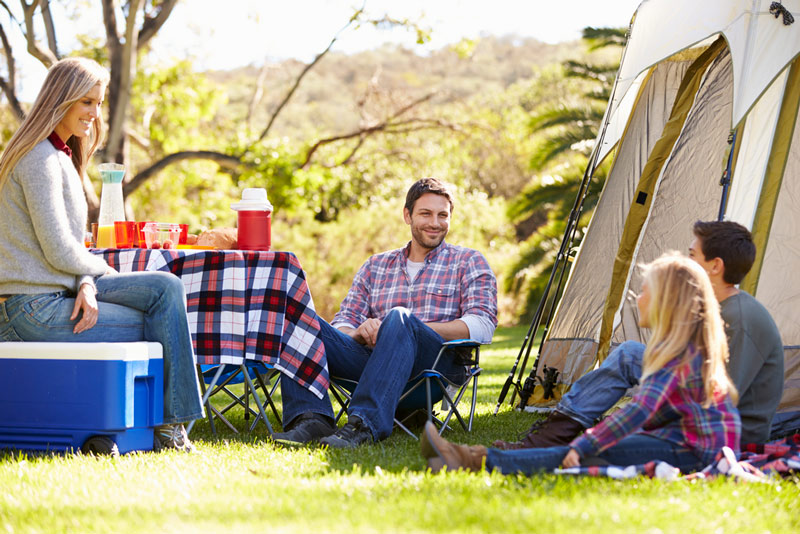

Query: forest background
[[0, 1, 625, 326]]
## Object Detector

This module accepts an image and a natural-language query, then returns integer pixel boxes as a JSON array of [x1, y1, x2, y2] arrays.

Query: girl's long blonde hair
[[0, 57, 109, 193], [640, 252, 738, 406]]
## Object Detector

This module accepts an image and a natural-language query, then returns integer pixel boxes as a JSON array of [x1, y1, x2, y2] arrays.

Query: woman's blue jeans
[[280, 307, 464, 440], [486, 433, 705, 475], [0, 272, 204, 424]]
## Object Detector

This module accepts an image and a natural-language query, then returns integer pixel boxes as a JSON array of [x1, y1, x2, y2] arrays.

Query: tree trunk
[[0, 24, 26, 121], [101, 0, 142, 166], [39, 0, 58, 57], [20, 0, 57, 66]]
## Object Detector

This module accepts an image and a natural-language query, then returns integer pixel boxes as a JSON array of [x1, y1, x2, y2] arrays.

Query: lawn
[[1, 326, 798, 534]]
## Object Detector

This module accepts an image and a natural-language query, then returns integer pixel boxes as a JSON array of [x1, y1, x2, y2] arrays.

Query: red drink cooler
[[231, 188, 273, 251], [237, 209, 272, 251]]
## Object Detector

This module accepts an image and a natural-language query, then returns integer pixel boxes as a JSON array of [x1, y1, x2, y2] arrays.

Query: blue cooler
[[0, 342, 163, 454]]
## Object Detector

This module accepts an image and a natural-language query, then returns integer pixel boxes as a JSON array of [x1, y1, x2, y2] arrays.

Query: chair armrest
[[441, 339, 482, 348], [433, 339, 486, 368]]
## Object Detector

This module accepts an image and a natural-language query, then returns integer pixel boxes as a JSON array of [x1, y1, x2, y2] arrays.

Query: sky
[[4, 0, 643, 99], [153, 0, 643, 69]]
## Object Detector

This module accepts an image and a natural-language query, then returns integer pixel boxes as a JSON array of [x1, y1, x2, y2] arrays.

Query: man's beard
[[411, 224, 447, 250]]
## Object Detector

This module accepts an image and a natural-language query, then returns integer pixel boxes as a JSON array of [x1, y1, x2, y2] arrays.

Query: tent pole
[[512, 163, 594, 409], [717, 130, 737, 220], [495, 21, 636, 414], [494, 130, 602, 413], [501, 204, 583, 413]]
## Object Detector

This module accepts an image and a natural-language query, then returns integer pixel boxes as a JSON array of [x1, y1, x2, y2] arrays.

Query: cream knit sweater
[[0, 140, 108, 295]]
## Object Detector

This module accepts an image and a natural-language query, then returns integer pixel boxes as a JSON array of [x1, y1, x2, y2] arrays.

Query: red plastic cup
[[237, 210, 272, 251], [113, 221, 136, 248], [179, 224, 188, 245], [137, 221, 153, 248], [131, 223, 140, 248]]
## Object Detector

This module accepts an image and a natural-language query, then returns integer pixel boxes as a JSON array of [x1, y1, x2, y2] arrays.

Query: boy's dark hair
[[404, 178, 454, 215], [692, 220, 756, 284]]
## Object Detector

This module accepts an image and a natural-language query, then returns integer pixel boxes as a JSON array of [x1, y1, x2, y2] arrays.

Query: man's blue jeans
[[0, 272, 204, 424], [556, 340, 645, 428], [280, 307, 464, 440], [486, 433, 705, 474]]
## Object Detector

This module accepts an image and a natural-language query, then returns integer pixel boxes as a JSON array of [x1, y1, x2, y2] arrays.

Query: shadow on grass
[[185, 402, 546, 475], [182, 324, 547, 474], [317, 407, 545, 475]]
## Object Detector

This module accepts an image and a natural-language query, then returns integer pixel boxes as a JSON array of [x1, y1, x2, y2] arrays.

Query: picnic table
[[95, 248, 329, 399]]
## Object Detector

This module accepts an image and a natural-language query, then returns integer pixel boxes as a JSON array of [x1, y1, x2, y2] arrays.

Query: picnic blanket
[[554, 434, 800, 482]]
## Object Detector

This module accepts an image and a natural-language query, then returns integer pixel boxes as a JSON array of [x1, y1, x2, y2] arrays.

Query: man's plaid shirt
[[331, 241, 497, 330]]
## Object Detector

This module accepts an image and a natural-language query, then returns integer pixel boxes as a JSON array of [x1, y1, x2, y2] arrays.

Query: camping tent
[[520, 0, 800, 434]]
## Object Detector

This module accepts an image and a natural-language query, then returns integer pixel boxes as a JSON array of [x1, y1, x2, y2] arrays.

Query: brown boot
[[420, 422, 487, 473], [492, 410, 585, 450]]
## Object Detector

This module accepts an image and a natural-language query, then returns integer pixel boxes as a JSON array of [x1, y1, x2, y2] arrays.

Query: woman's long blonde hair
[[0, 57, 109, 193], [640, 252, 738, 406]]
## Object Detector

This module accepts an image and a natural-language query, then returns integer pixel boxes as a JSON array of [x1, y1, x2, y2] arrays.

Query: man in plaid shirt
[[273, 178, 498, 447]]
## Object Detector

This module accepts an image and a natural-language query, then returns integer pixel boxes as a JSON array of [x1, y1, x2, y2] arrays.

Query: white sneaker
[[154, 424, 195, 453]]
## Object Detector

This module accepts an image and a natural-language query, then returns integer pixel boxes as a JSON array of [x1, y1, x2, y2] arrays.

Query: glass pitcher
[[97, 163, 126, 247]]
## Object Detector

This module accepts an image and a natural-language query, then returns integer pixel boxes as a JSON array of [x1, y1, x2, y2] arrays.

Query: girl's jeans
[[487, 433, 705, 474]]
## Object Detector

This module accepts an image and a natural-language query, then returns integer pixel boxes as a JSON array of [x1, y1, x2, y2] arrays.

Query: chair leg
[[188, 364, 224, 436], [468, 375, 479, 432], [241, 364, 274, 435], [253, 369, 282, 429], [203, 371, 254, 434], [439, 379, 471, 433], [244, 372, 251, 421], [199, 367, 259, 435], [425, 378, 433, 424], [329, 382, 351, 424], [206, 403, 240, 433], [393, 417, 417, 439]]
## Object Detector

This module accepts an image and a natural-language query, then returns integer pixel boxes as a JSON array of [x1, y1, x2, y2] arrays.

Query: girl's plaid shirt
[[571, 344, 741, 465]]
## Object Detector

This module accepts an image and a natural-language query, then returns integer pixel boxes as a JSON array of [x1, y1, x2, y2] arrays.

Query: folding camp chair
[[187, 362, 282, 436], [329, 339, 483, 439]]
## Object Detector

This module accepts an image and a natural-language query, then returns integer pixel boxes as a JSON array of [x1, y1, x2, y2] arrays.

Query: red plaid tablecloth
[[96, 249, 329, 399]]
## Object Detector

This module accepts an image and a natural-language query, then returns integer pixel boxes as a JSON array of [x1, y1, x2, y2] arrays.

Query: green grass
[[2, 326, 798, 534]]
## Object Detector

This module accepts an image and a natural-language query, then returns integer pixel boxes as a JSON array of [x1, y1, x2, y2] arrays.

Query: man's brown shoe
[[492, 410, 585, 450], [420, 422, 487, 473]]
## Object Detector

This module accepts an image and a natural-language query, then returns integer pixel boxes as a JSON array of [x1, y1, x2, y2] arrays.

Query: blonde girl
[[422, 252, 740, 474]]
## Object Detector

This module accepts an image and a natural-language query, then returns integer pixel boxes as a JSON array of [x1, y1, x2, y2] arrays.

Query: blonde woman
[[0, 58, 203, 451], [422, 253, 741, 474]]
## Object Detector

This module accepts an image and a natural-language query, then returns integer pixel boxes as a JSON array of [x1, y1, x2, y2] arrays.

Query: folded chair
[[187, 362, 282, 436], [329, 339, 483, 439]]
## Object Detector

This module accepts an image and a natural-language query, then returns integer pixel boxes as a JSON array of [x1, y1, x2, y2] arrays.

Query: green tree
[[0, 1, 433, 222]]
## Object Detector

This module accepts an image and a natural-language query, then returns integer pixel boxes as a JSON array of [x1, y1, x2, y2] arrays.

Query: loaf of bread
[[196, 228, 238, 249]]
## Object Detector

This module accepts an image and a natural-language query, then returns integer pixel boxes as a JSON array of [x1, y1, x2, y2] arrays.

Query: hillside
[[209, 35, 587, 140]]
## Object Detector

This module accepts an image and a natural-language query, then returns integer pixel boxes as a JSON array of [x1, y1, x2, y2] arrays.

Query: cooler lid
[[0, 342, 163, 360]]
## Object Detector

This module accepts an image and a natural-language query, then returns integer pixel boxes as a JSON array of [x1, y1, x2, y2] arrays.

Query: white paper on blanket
[[716, 446, 770, 483], [554, 461, 679, 480]]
